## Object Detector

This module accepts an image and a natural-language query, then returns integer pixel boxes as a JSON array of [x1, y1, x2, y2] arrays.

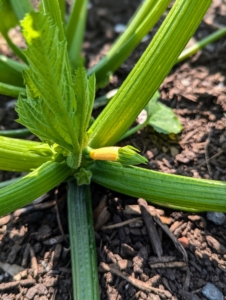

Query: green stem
[[3, 32, 27, 64], [0, 54, 26, 72], [177, 26, 226, 63], [66, 0, 88, 69], [0, 136, 51, 172], [0, 161, 72, 216], [88, 0, 212, 148], [67, 181, 99, 300], [0, 128, 31, 137], [91, 161, 226, 212], [118, 119, 149, 141], [93, 89, 118, 109], [0, 82, 26, 97]]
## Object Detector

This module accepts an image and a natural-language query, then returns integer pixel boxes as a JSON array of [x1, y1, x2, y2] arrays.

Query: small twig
[[204, 125, 212, 176], [21, 243, 30, 268], [30, 246, 38, 279], [51, 243, 62, 267], [101, 217, 142, 230], [197, 150, 223, 167], [99, 262, 172, 298], [149, 256, 177, 264], [149, 261, 187, 269], [180, 127, 200, 144], [51, 289, 58, 300]]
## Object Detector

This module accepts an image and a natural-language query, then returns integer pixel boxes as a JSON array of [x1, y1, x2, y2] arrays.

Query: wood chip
[[206, 235, 226, 254], [30, 246, 38, 278], [153, 214, 190, 290], [138, 198, 163, 258]]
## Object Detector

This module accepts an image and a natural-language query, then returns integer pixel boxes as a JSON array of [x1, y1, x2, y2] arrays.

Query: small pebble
[[206, 212, 226, 225], [202, 282, 224, 300], [114, 24, 126, 33]]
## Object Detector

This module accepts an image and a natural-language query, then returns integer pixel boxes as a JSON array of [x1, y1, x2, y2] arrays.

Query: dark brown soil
[[0, 1, 226, 299]]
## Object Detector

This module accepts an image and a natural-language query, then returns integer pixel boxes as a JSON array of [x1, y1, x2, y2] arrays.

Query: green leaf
[[73, 67, 96, 148], [146, 96, 182, 134], [16, 10, 81, 167]]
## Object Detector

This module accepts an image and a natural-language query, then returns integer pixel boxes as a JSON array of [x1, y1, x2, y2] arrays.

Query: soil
[[0, 1, 226, 299]]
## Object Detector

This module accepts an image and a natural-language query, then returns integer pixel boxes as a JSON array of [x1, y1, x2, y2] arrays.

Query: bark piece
[[138, 198, 163, 257]]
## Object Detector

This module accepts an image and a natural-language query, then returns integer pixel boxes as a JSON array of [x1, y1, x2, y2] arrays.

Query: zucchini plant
[[0, 0, 226, 299]]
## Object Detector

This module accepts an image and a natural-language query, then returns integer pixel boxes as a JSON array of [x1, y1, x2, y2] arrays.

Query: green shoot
[[0, 128, 31, 138], [88, 0, 212, 148], [0, 82, 26, 98], [178, 26, 226, 63], [66, 0, 88, 69]]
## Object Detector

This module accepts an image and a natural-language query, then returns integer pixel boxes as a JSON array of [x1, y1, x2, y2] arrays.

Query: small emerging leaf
[[146, 97, 183, 134], [74, 167, 92, 185]]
